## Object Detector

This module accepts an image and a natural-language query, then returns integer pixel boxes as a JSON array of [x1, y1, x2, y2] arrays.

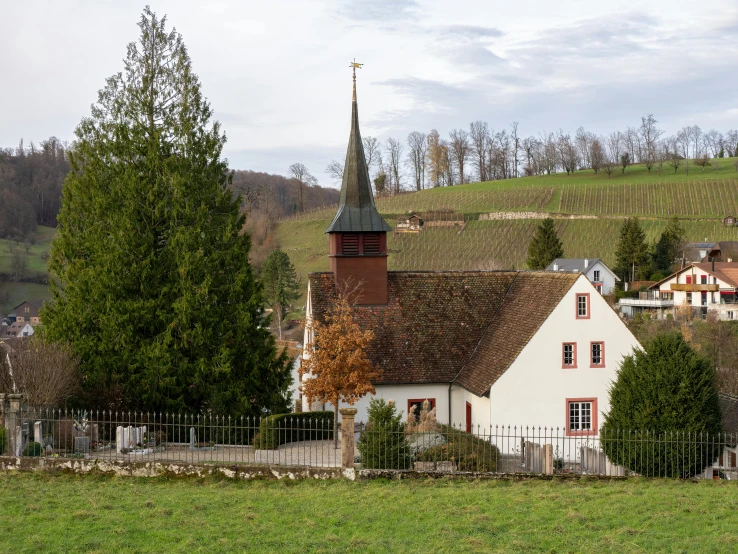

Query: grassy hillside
[[0, 225, 54, 317], [290, 158, 738, 221], [277, 162, 738, 305], [0, 282, 53, 317]]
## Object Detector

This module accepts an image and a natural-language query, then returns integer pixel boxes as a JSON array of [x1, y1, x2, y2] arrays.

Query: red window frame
[[408, 398, 436, 421], [565, 398, 598, 436], [575, 293, 590, 319], [562, 342, 577, 369], [590, 341, 605, 368]]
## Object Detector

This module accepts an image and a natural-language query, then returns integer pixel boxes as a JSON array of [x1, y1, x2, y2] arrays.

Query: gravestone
[[75, 436, 90, 453], [115, 425, 148, 453]]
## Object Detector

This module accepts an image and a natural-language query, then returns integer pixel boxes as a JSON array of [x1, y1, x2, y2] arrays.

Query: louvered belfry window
[[342, 234, 359, 255], [363, 234, 381, 254]]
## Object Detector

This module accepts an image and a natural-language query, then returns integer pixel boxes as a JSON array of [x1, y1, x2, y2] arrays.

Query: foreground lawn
[[1, 474, 737, 553]]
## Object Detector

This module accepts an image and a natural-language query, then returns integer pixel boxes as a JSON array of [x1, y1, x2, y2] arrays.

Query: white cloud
[[1, 0, 737, 178]]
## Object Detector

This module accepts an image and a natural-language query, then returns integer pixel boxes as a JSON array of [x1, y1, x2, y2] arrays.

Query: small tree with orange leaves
[[299, 289, 382, 448]]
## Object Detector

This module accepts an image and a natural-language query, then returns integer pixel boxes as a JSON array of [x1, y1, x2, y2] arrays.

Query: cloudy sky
[[2, 0, 738, 183]]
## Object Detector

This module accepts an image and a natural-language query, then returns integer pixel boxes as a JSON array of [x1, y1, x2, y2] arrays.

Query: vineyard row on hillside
[[277, 218, 738, 295], [558, 180, 738, 216], [282, 179, 738, 222]]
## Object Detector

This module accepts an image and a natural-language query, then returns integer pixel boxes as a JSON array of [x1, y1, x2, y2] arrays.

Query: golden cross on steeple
[[349, 58, 363, 101], [349, 58, 363, 79]]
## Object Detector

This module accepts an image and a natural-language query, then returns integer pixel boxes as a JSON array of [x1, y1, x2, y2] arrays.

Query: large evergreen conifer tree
[[526, 218, 564, 270], [43, 8, 291, 414], [601, 332, 722, 477], [614, 217, 650, 282]]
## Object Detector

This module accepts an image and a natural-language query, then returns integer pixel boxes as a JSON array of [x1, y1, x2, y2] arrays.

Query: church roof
[[308, 270, 579, 396], [325, 74, 391, 234]]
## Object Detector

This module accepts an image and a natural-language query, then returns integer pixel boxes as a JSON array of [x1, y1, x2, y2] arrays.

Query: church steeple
[[326, 61, 390, 305], [325, 61, 391, 234]]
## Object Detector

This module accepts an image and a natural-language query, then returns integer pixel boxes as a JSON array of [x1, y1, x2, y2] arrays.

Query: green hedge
[[416, 425, 500, 472], [252, 411, 334, 450], [23, 442, 42, 457], [0, 428, 6, 455]]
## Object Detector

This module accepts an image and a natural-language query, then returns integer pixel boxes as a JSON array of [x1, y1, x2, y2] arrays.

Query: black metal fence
[[1, 407, 736, 479]]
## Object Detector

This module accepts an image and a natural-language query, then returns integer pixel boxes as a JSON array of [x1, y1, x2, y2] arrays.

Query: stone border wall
[[1, 456, 634, 482], [0, 456, 345, 481]]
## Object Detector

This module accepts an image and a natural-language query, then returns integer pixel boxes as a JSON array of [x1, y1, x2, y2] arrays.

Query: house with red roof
[[644, 261, 738, 320]]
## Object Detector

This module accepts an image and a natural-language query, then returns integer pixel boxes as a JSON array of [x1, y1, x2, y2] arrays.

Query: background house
[[546, 258, 620, 295], [8, 300, 43, 324], [647, 262, 738, 320], [395, 213, 423, 233], [702, 241, 738, 263], [1, 321, 35, 339]]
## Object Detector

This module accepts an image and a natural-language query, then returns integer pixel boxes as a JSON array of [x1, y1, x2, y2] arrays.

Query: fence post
[[339, 408, 357, 474], [0, 393, 5, 454], [543, 444, 553, 475], [6, 393, 24, 456]]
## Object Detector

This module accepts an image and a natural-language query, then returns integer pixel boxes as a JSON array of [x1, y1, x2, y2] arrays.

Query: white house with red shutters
[[301, 72, 641, 439]]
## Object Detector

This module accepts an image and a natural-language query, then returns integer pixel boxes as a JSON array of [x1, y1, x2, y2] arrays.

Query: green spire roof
[[325, 76, 391, 234]]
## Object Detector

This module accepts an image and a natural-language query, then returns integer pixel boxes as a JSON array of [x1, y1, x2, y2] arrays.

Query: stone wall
[[0, 456, 345, 480]]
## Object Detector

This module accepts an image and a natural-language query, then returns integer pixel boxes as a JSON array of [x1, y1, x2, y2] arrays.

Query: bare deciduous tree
[[449, 128, 470, 185], [325, 160, 344, 183], [288, 162, 317, 213], [510, 121, 521, 178], [0, 338, 80, 406], [362, 136, 381, 180], [469, 121, 489, 182], [406, 131, 427, 191], [10, 250, 27, 281], [639, 114, 662, 173], [590, 138, 605, 174], [385, 138, 403, 194], [666, 136, 681, 173]]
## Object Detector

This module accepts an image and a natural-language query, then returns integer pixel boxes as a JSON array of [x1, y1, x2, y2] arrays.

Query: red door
[[465, 402, 472, 434]]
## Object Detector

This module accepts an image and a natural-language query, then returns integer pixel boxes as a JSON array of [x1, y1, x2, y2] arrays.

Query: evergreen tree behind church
[[43, 8, 291, 414], [526, 218, 564, 269]]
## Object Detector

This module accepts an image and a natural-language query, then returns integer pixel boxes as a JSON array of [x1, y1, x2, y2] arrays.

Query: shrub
[[416, 425, 500, 472], [649, 272, 665, 282], [23, 442, 43, 457], [357, 398, 412, 469], [601, 332, 723, 477], [252, 411, 334, 450], [0, 428, 6, 455]]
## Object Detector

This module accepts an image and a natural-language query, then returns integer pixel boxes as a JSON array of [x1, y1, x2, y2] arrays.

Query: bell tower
[[325, 61, 391, 304]]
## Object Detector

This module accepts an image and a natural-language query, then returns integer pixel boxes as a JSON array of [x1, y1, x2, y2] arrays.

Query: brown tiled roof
[[454, 272, 579, 395], [308, 270, 579, 396]]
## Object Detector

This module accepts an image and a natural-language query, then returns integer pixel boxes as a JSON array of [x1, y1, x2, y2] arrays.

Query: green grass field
[[0, 474, 736, 553], [0, 226, 54, 316]]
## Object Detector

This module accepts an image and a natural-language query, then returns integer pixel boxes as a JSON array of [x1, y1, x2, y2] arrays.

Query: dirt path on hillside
[[478, 211, 726, 222]]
